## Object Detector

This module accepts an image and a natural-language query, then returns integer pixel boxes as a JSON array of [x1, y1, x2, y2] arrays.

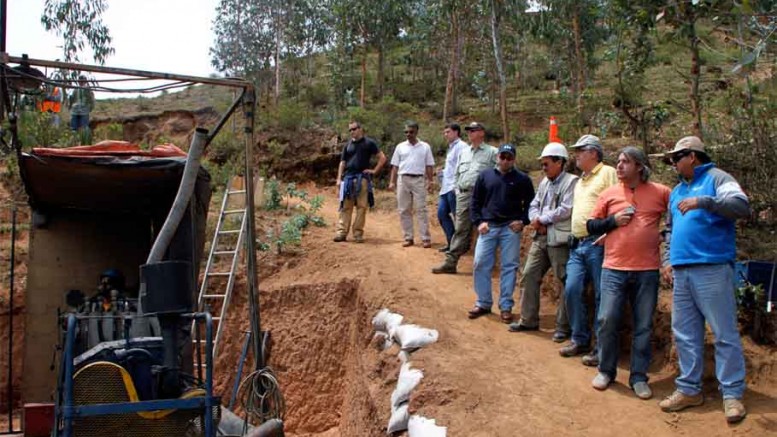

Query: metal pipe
[[3, 55, 251, 89], [207, 88, 245, 144], [147, 127, 208, 264], [229, 330, 252, 410], [6, 206, 14, 431], [204, 312, 213, 437], [242, 90, 263, 369], [63, 314, 77, 437]]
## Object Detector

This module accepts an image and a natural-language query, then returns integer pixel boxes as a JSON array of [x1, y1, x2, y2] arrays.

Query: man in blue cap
[[467, 144, 535, 323]]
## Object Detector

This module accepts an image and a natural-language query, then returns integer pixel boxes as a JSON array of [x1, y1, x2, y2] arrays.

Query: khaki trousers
[[519, 236, 570, 332], [397, 175, 431, 242], [443, 191, 473, 266], [336, 178, 369, 239]]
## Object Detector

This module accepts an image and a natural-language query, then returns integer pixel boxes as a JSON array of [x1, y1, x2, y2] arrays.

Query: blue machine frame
[[55, 312, 220, 437]]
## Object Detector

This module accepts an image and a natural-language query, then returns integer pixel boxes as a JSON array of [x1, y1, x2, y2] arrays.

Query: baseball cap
[[570, 134, 603, 155], [665, 136, 706, 156], [464, 121, 485, 131], [498, 144, 516, 157]]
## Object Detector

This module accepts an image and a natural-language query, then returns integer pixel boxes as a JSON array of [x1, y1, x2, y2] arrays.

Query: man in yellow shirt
[[559, 135, 618, 366]]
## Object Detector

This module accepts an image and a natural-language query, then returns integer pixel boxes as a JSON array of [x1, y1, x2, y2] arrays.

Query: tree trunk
[[572, 5, 586, 120], [377, 43, 385, 100], [688, 20, 702, 138], [443, 10, 461, 121], [360, 44, 367, 108], [273, 5, 281, 106], [489, 0, 509, 141]]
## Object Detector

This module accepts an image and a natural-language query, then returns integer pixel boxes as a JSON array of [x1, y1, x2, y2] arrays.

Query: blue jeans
[[564, 239, 604, 347], [472, 225, 521, 311], [673, 263, 746, 399], [597, 268, 659, 386], [437, 191, 457, 246]]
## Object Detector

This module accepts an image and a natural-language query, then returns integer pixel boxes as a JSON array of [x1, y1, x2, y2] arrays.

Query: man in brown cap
[[658, 136, 750, 423], [432, 122, 497, 274]]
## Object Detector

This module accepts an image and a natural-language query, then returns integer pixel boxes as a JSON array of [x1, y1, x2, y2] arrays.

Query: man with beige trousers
[[388, 121, 435, 248]]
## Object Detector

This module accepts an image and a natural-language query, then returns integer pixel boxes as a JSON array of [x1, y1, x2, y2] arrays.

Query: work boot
[[552, 331, 570, 343], [402, 239, 414, 247], [431, 262, 457, 274], [658, 390, 704, 412], [591, 372, 612, 391], [559, 342, 590, 357], [581, 351, 599, 367], [723, 399, 746, 423], [333, 235, 346, 242]]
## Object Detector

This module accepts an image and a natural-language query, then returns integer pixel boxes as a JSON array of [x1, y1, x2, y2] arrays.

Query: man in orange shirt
[[585, 147, 670, 400]]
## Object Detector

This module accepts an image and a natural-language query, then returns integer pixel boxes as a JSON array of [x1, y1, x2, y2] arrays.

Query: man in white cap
[[559, 134, 617, 366], [509, 142, 577, 342], [658, 136, 750, 423]]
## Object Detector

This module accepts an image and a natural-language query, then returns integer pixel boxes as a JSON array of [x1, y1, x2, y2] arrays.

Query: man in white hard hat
[[559, 134, 618, 366], [509, 142, 577, 343]]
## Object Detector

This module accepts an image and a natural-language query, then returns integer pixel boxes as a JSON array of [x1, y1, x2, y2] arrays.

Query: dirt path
[[258, 187, 777, 437]]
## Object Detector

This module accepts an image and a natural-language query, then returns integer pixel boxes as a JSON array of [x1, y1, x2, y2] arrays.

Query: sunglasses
[[404, 130, 417, 134], [670, 151, 692, 164], [349, 126, 360, 132], [498, 154, 515, 161]]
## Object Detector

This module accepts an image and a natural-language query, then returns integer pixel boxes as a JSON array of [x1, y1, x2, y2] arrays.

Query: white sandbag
[[397, 350, 411, 363], [372, 332, 394, 351], [387, 402, 409, 434], [408, 415, 447, 437], [393, 324, 439, 350], [373, 308, 403, 334], [391, 363, 423, 408]]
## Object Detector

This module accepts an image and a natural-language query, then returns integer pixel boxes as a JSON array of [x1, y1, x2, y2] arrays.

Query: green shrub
[[93, 122, 124, 141], [275, 101, 311, 131]]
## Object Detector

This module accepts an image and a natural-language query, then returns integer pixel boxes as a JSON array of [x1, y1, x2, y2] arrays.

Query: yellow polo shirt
[[571, 162, 618, 237]]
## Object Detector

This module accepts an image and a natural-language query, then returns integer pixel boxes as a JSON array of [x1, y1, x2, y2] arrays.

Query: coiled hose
[[237, 367, 285, 432]]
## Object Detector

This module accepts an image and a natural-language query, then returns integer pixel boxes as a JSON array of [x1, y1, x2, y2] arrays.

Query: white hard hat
[[538, 142, 568, 160]]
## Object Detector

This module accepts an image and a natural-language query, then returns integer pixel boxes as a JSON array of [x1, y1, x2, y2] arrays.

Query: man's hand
[[478, 222, 489, 235], [336, 180, 342, 187], [388, 182, 396, 191], [678, 197, 700, 215], [362, 169, 376, 175], [509, 221, 524, 233], [614, 209, 634, 227], [661, 266, 673, 286], [529, 218, 546, 234]]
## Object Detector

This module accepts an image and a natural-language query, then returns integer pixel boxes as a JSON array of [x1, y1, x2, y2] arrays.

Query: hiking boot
[[633, 382, 653, 400], [659, 390, 704, 412], [467, 306, 491, 319], [591, 372, 612, 391], [559, 342, 591, 357], [402, 239, 414, 247], [422, 241, 432, 248], [431, 263, 457, 274], [354, 237, 365, 243], [551, 331, 570, 343], [333, 235, 346, 242], [581, 351, 599, 367], [723, 399, 746, 423], [500, 310, 513, 324], [508, 322, 539, 332]]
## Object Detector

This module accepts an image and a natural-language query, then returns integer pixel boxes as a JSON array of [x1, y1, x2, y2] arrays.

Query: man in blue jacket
[[659, 136, 749, 423], [467, 144, 535, 323]]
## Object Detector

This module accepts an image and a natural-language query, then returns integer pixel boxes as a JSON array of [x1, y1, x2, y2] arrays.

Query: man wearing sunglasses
[[388, 121, 435, 247], [658, 136, 750, 423], [432, 121, 497, 274], [334, 121, 387, 243], [467, 144, 535, 323]]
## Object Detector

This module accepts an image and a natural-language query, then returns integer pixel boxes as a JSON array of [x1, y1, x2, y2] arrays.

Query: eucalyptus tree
[[41, 0, 114, 80]]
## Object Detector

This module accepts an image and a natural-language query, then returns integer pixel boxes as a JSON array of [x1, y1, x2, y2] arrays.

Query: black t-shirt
[[341, 136, 380, 175]]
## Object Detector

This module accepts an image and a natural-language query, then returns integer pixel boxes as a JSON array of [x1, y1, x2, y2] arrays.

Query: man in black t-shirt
[[334, 121, 387, 243]]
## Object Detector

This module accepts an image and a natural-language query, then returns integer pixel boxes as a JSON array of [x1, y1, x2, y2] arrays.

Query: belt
[[401, 174, 424, 177], [568, 234, 601, 248]]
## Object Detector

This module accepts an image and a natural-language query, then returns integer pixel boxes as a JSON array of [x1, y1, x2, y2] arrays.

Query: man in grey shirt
[[509, 142, 577, 342], [432, 122, 497, 274]]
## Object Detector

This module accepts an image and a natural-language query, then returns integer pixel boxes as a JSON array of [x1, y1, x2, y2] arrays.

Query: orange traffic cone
[[549, 116, 561, 143]]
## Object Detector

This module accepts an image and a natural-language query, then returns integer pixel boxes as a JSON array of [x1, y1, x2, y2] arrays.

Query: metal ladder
[[193, 177, 247, 361]]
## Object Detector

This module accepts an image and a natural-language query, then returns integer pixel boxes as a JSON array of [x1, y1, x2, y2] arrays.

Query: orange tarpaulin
[[32, 141, 187, 159]]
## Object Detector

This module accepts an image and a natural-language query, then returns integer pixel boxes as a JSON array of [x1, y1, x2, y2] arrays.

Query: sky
[[6, 0, 220, 97]]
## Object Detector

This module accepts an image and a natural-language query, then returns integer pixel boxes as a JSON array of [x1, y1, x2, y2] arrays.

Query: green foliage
[[41, 0, 114, 79], [259, 182, 326, 253], [274, 101, 311, 131], [15, 110, 76, 148], [92, 122, 123, 141]]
